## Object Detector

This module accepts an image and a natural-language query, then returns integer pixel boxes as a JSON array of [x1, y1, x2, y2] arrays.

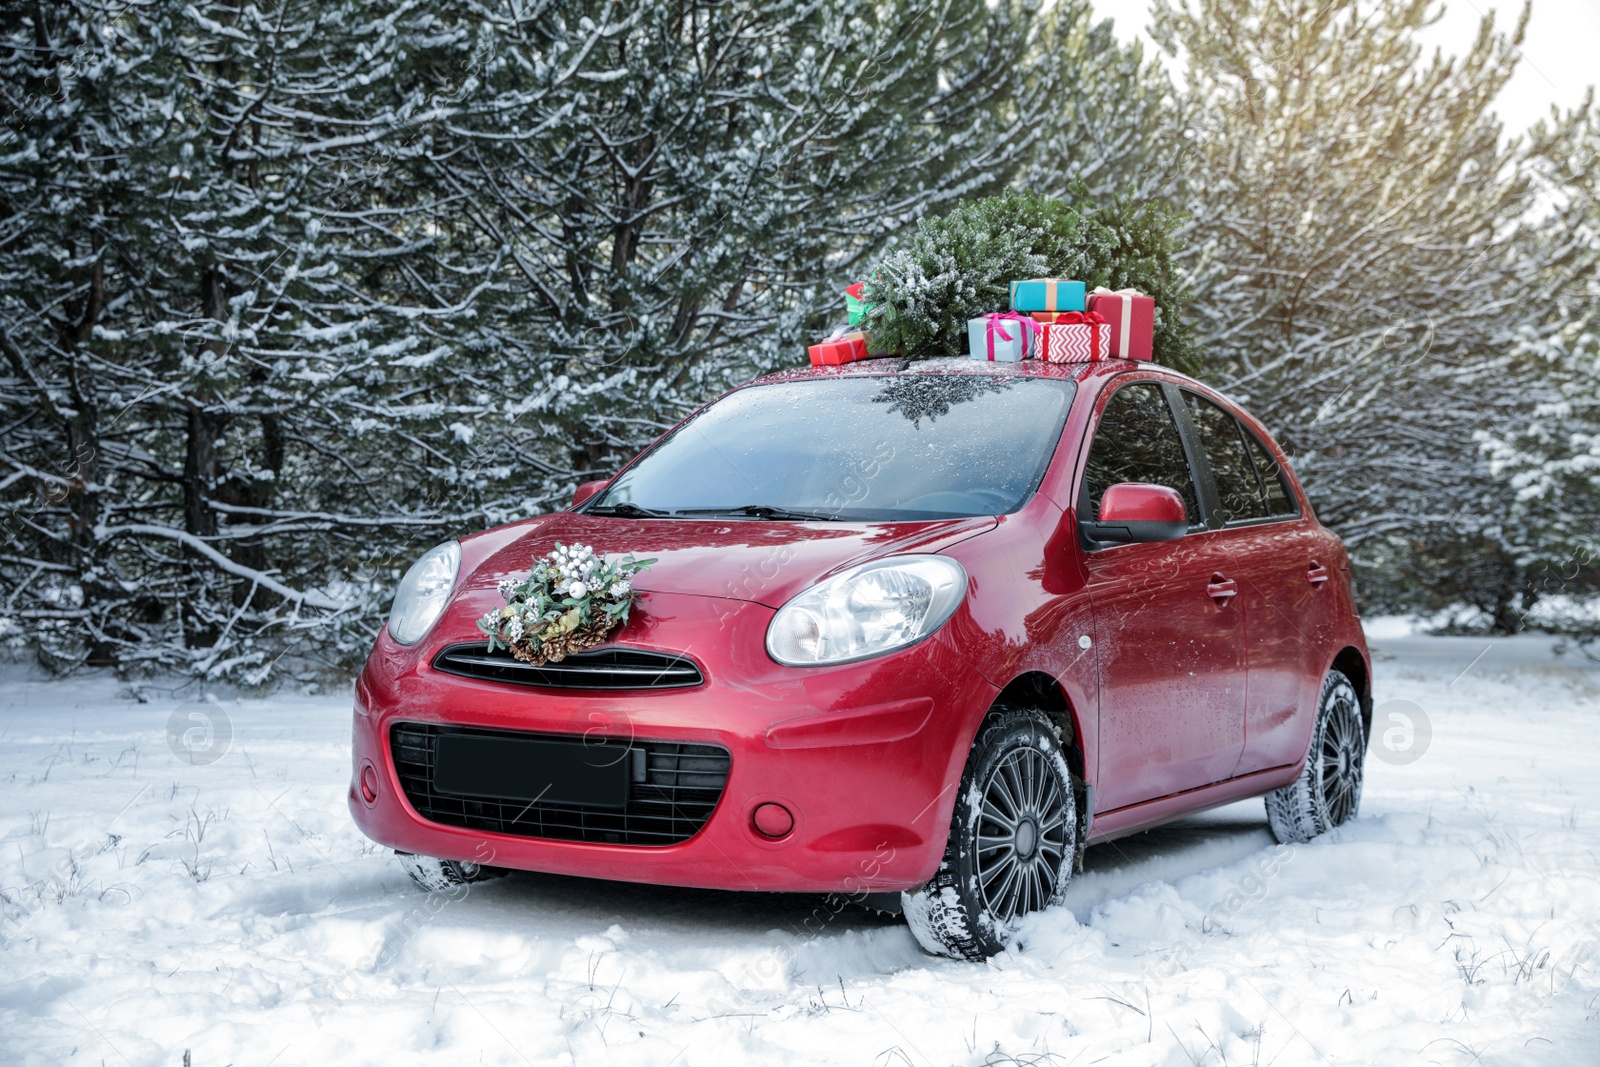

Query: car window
[[1183, 392, 1270, 523], [595, 375, 1077, 520], [1241, 427, 1298, 517], [1080, 382, 1201, 525]]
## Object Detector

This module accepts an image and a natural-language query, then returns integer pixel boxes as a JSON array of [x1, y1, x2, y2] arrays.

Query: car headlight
[[388, 541, 461, 645], [766, 555, 967, 667]]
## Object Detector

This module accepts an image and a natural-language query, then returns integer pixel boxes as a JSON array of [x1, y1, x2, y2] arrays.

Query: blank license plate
[[433, 734, 629, 809]]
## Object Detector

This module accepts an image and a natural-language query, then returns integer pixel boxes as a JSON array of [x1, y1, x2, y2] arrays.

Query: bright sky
[[1088, 0, 1599, 134]]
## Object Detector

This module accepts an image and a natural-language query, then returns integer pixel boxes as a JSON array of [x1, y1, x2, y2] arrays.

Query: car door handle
[[1307, 561, 1330, 585], [1206, 574, 1238, 602]]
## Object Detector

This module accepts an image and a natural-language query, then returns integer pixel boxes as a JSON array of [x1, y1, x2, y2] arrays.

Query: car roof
[[750, 355, 1191, 389]]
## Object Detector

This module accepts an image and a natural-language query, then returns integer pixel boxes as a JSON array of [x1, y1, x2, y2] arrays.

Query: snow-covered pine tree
[[1156, 0, 1596, 626], [860, 189, 1196, 364], [11, 0, 1159, 677], [1455, 104, 1600, 637], [413, 0, 1044, 482], [854, 2, 1195, 362], [0, 1, 503, 676], [1022, 0, 1187, 201], [0, 2, 202, 668]]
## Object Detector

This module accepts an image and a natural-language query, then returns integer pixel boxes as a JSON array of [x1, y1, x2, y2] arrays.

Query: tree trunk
[[223, 412, 284, 608], [1487, 558, 1529, 635], [183, 403, 221, 539]]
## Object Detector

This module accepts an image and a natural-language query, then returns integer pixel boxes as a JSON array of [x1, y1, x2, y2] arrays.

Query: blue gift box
[[1008, 279, 1086, 314], [967, 314, 1038, 362]]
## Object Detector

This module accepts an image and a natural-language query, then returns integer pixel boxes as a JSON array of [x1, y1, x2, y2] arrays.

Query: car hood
[[457, 511, 998, 609]]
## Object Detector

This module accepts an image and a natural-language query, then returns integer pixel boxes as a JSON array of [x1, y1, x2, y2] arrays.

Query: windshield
[[592, 374, 1077, 520]]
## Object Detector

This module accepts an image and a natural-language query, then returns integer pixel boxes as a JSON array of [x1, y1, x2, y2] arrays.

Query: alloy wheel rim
[[1318, 686, 1364, 827], [975, 745, 1072, 923]]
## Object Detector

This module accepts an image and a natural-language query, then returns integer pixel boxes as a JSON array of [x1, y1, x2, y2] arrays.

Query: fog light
[[752, 802, 794, 839], [360, 763, 379, 804]]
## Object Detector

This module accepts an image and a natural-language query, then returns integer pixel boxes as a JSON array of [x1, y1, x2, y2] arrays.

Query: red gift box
[[1029, 311, 1080, 325], [1039, 313, 1111, 363], [1087, 287, 1155, 361], [808, 330, 871, 367]]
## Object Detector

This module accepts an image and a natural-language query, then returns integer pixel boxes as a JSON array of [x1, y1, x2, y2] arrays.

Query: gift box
[[1087, 287, 1155, 361], [808, 330, 873, 367], [845, 282, 870, 326], [1039, 312, 1111, 363], [967, 313, 1040, 362], [1029, 311, 1082, 325], [1009, 279, 1086, 314]]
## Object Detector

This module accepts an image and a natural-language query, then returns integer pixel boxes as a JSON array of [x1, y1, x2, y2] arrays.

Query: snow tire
[[1265, 669, 1366, 844], [903, 706, 1077, 960]]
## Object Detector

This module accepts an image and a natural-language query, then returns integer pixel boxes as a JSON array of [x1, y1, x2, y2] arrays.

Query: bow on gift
[[1053, 311, 1108, 332], [981, 312, 1040, 360]]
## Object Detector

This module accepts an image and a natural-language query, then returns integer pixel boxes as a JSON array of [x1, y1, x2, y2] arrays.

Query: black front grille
[[390, 723, 731, 846], [431, 643, 704, 690]]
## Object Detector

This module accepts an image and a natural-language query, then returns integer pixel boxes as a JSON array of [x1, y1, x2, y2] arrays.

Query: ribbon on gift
[[981, 314, 1016, 361], [1091, 287, 1147, 359], [1038, 281, 1066, 313], [1042, 311, 1109, 362], [980, 311, 1040, 360]]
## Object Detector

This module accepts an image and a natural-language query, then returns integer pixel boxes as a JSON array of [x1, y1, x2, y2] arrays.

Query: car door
[[1177, 390, 1332, 775], [1079, 380, 1247, 812]]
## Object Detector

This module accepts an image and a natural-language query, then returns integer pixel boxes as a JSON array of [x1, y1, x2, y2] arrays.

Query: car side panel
[[1222, 519, 1334, 774], [1266, 529, 1371, 772], [1084, 531, 1249, 809], [1183, 394, 1371, 774], [939, 496, 1101, 789]]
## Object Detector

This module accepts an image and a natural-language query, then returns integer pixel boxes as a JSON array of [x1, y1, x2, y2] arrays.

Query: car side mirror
[[571, 478, 611, 509], [1084, 483, 1188, 544]]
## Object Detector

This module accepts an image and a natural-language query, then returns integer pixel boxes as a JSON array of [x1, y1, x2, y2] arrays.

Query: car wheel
[[1264, 669, 1365, 844], [395, 851, 505, 892], [902, 706, 1078, 959]]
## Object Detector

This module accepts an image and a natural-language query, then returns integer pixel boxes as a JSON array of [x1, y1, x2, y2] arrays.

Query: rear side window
[[1242, 428, 1298, 517], [1081, 382, 1201, 525], [1183, 393, 1269, 523]]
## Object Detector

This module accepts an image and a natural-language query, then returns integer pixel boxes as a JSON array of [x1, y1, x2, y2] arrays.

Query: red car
[[350, 357, 1371, 958]]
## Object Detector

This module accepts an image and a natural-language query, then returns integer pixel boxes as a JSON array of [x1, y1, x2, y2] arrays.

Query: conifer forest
[[3, 0, 1596, 680]]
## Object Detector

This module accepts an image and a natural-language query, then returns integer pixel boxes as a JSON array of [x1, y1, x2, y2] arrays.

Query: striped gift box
[[1040, 316, 1111, 363]]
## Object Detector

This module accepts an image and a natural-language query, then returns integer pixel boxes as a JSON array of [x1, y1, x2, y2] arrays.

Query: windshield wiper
[[675, 504, 842, 522], [587, 502, 673, 518]]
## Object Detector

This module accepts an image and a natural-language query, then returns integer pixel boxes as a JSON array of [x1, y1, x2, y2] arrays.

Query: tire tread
[[1264, 669, 1362, 844], [903, 705, 1077, 959]]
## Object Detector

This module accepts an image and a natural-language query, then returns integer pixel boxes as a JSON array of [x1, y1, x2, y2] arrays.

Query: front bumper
[[349, 593, 996, 893]]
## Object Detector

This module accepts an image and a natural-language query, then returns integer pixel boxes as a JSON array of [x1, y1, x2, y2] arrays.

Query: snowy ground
[[3, 629, 1598, 1066]]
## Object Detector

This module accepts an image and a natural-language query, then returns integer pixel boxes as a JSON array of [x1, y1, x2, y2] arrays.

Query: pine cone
[[508, 616, 618, 666]]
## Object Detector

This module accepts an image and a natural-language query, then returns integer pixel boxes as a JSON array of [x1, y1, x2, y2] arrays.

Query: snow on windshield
[[596, 374, 1077, 520]]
